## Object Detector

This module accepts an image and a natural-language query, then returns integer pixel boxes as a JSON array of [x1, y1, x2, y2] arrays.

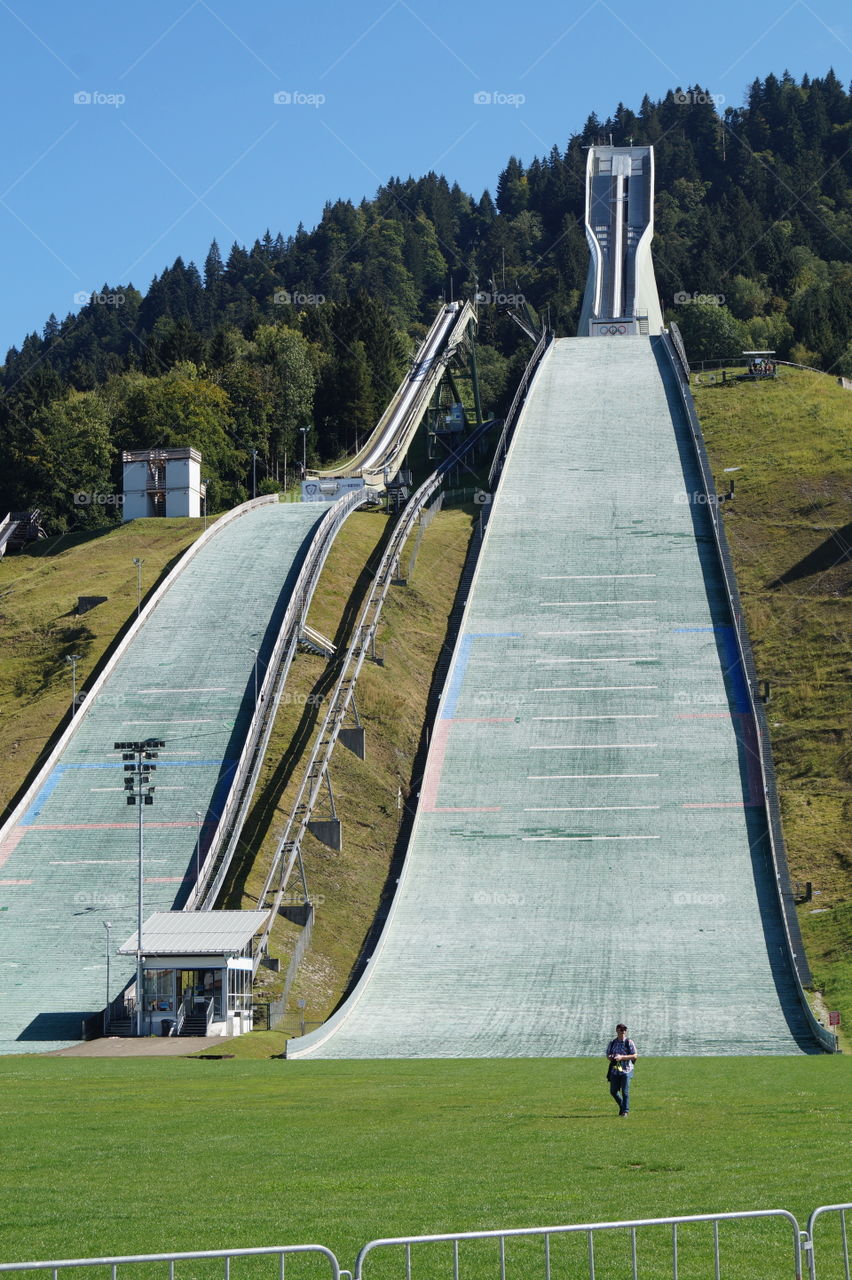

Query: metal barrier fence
[[668, 321, 690, 381], [807, 1204, 852, 1280], [404, 492, 444, 581], [353, 1211, 805, 1280], [487, 329, 552, 489], [6, 1206, 852, 1280], [0, 1245, 342, 1280], [659, 332, 836, 1053]]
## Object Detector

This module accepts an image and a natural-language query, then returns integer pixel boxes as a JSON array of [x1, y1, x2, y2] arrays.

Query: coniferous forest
[[2, 71, 851, 530]]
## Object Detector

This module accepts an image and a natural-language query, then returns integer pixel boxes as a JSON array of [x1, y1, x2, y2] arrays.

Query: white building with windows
[[118, 911, 267, 1037]]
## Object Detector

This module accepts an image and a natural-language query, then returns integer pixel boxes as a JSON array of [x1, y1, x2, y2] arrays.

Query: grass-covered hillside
[[694, 366, 851, 1032], [222, 503, 477, 1027]]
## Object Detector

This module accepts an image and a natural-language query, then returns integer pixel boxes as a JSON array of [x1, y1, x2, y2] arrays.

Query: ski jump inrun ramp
[[0, 499, 334, 1054], [289, 335, 823, 1058]]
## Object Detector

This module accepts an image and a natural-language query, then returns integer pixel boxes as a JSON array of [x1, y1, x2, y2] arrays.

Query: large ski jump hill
[[288, 336, 819, 1059]]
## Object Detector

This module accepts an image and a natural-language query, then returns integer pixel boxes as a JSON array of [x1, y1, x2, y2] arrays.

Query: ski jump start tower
[[578, 144, 664, 337]]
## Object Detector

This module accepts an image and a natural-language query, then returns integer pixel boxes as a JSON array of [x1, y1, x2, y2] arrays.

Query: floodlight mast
[[114, 737, 164, 1036]]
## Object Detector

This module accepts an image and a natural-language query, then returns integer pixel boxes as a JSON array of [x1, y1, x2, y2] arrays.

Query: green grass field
[[693, 367, 851, 1036], [0, 1056, 848, 1273]]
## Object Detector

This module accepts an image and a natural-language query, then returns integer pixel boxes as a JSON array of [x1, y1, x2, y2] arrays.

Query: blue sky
[[0, 0, 849, 356]]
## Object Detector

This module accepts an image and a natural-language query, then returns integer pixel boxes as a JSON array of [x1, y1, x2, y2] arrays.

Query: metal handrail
[[488, 329, 552, 488], [255, 417, 497, 966], [668, 320, 690, 380], [192, 488, 370, 910], [660, 331, 836, 1052]]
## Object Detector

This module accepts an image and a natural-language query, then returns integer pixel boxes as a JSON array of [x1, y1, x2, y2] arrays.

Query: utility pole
[[115, 738, 164, 1036], [103, 920, 112, 1031], [249, 647, 259, 708], [132, 558, 144, 619], [66, 653, 80, 717], [195, 809, 203, 887]]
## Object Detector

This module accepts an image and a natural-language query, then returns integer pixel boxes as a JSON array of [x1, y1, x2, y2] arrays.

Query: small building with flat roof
[[119, 911, 268, 1038]]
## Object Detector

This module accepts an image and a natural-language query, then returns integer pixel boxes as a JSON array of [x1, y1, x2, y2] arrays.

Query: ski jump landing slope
[[0, 500, 330, 1054], [290, 337, 819, 1059]]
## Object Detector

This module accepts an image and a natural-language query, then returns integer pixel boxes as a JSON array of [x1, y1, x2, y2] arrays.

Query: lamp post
[[195, 809, 203, 886], [299, 426, 310, 477], [251, 449, 258, 500], [66, 653, 80, 717], [132, 558, 144, 619], [115, 737, 164, 1035], [249, 648, 259, 708], [103, 920, 112, 1030]]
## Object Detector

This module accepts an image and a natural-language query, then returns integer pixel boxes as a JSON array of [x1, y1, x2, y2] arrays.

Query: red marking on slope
[[452, 717, 515, 723], [432, 807, 502, 814], [420, 720, 451, 813], [0, 879, 32, 886], [25, 822, 203, 831], [683, 803, 746, 809], [736, 713, 764, 806], [0, 827, 27, 869]]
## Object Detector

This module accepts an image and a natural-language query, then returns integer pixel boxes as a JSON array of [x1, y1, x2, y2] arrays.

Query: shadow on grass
[[768, 521, 852, 588]]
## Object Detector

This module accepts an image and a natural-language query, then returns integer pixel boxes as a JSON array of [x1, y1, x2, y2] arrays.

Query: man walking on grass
[[606, 1023, 638, 1116]]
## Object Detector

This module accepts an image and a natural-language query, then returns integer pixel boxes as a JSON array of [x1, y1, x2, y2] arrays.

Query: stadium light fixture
[[114, 737, 163, 1036]]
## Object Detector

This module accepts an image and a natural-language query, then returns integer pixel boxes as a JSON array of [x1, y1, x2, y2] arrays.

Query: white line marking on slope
[[535, 685, 660, 692], [527, 773, 660, 779], [536, 658, 658, 664], [522, 835, 661, 842], [537, 629, 656, 635], [524, 805, 660, 812], [138, 688, 228, 694], [541, 601, 655, 606], [529, 743, 658, 750], [533, 715, 659, 721], [538, 574, 657, 580]]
